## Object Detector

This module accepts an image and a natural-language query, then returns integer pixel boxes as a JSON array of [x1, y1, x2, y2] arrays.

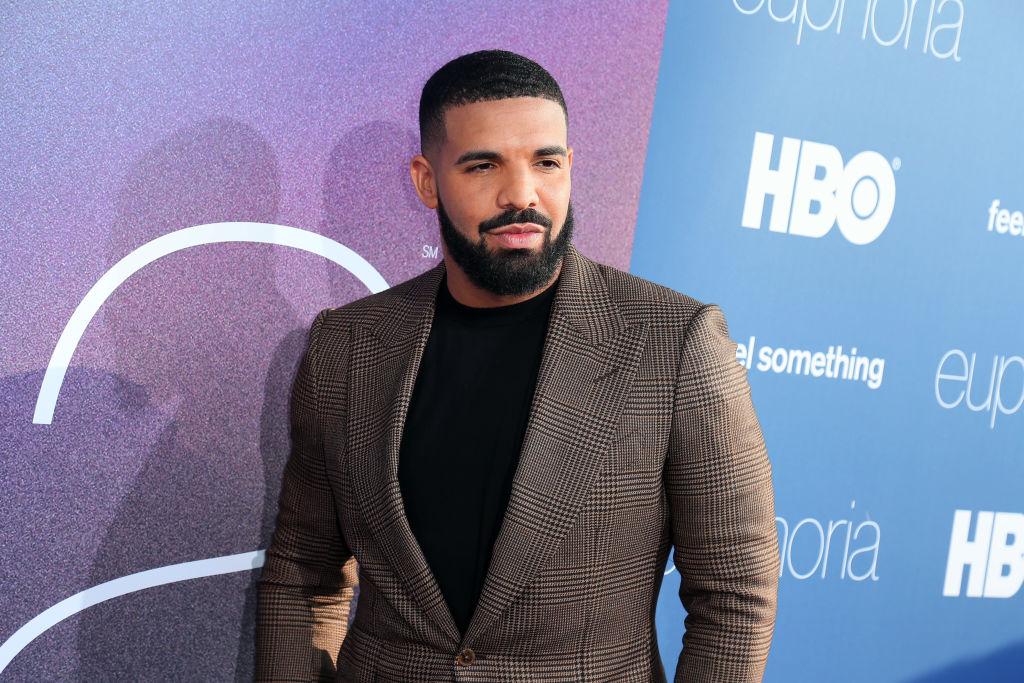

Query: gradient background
[[2, 1, 1020, 681]]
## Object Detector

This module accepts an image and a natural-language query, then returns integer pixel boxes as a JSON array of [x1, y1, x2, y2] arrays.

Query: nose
[[496, 165, 539, 211]]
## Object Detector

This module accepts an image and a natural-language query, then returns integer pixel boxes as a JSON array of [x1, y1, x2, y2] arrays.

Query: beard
[[437, 195, 574, 297]]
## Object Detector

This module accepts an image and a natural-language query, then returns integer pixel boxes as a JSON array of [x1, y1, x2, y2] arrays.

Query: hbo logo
[[741, 132, 896, 245], [943, 510, 1024, 599]]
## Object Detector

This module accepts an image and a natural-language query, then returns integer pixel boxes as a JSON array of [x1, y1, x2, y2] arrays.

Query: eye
[[536, 159, 561, 169], [467, 162, 494, 173]]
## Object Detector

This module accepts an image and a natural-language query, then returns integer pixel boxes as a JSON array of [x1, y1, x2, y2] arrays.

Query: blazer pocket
[[606, 429, 666, 475]]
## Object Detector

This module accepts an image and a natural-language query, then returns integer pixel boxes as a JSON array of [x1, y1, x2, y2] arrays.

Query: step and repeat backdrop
[[1, 2, 1019, 681], [634, 2, 1023, 682]]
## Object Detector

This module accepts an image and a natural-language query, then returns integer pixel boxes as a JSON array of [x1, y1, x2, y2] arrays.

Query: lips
[[487, 225, 544, 249], [488, 223, 545, 235]]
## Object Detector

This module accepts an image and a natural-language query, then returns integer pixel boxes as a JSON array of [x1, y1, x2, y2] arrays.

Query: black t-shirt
[[397, 271, 559, 637]]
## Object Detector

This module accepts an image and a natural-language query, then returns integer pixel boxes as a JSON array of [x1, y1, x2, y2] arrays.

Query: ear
[[409, 154, 438, 209], [566, 145, 574, 172]]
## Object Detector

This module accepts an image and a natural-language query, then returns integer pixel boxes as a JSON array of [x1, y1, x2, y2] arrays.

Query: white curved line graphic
[[0, 551, 265, 674], [33, 222, 389, 424], [8, 223, 386, 672]]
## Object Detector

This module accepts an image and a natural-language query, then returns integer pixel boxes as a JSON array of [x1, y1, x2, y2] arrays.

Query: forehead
[[440, 97, 567, 155]]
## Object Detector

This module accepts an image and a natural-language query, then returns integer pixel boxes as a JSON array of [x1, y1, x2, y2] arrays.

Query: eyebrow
[[534, 145, 568, 158], [454, 145, 568, 166]]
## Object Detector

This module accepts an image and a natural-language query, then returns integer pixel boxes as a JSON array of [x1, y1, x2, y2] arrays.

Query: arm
[[667, 304, 779, 682], [256, 309, 358, 682]]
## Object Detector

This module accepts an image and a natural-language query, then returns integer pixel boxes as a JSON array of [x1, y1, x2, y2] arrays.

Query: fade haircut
[[418, 49, 568, 155]]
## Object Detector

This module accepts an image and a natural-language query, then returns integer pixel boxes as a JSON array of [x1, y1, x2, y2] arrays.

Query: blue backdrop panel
[[635, 2, 1023, 681]]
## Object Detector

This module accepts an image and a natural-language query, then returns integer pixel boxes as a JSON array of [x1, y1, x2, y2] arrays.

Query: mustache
[[478, 207, 553, 233]]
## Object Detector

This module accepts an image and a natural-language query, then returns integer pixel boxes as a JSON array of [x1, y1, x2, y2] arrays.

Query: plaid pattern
[[256, 243, 779, 682]]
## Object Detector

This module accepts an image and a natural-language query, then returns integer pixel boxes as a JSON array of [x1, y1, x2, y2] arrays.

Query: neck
[[442, 255, 562, 308]]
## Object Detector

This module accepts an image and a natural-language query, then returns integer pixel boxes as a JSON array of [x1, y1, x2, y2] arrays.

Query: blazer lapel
[[463, 244, 648, 644], [346, 259, 462, 646]]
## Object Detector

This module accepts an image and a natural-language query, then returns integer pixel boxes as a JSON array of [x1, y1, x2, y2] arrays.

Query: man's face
[[412, 96, 574, 296]]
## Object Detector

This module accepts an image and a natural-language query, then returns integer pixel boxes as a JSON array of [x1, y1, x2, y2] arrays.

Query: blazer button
[[455, 648, 476, 666]]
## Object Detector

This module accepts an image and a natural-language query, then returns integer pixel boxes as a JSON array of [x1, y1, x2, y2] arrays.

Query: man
[[256, 50, 779, 682]]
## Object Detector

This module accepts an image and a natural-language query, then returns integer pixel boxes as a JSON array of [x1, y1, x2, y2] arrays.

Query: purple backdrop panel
[[0, 2, 666, 679]]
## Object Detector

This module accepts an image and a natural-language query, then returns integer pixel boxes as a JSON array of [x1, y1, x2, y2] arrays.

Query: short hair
[[418, 49, 567, 154]]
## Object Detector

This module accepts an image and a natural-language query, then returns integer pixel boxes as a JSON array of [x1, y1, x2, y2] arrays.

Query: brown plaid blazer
[[256, 243, 779, 682]]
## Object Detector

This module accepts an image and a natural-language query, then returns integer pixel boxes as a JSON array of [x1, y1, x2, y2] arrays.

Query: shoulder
[[586, 255, 710, 336], [313, 264, 439, 339], [585, 257, 739, 386]]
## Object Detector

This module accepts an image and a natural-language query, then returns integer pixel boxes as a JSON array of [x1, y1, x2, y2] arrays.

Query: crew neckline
[[436, 271, 560, 327]]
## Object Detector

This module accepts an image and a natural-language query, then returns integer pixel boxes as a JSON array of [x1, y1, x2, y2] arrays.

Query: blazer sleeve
[[255, 309, 358, 682], [666, 303, 780, 682]]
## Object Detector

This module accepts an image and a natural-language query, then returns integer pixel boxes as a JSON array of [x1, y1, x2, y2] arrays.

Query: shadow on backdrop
[[322, 120, 438, 292], [74, 117, 301, 681], [0, 368, 166, 680], [903, 639, 1024, 683]]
